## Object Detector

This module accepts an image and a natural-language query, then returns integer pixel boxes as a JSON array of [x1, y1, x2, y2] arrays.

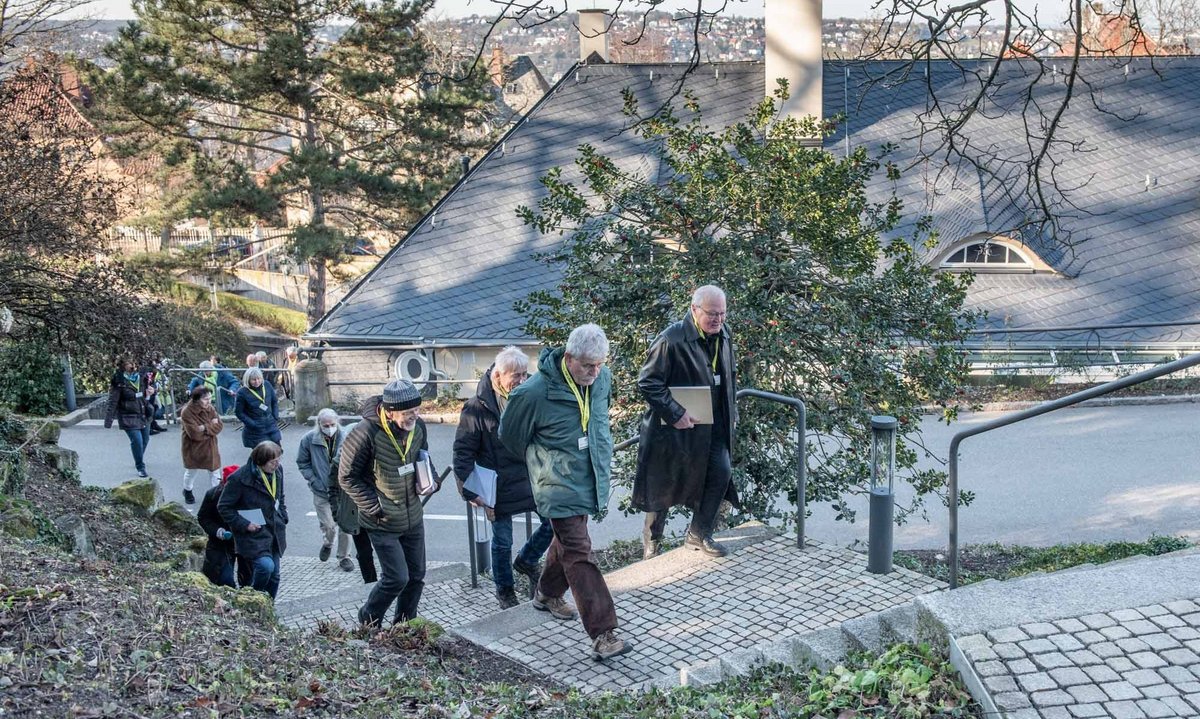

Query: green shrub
[[0, 340, 65, 415]]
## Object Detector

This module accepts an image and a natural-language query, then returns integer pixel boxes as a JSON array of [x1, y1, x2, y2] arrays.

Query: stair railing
[[614, 387, 808, 549], [947, 352, 1200, 589]]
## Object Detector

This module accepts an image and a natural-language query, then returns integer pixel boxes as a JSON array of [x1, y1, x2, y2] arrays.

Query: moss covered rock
[[112, 479, 163, 514], [39, 445, 77, 474], [153, 501, 197, 532], [0, 494, 38, 539], [52, 514, 97, 559], [231, 588, 277, 622]]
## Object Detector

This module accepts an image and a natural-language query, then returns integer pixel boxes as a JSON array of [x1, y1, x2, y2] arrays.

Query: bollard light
[[867, 415, 897, 574], [870, 415, 897, 493]]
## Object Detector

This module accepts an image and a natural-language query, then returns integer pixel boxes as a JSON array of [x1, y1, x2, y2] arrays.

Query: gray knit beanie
[[381, 378, 421, 411]]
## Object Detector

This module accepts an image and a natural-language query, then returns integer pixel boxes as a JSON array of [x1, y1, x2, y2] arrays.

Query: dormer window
[[936, 235, 1052, 273], [942, 242, 1031, 268]]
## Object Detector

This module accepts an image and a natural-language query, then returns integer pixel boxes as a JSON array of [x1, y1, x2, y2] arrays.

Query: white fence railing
[[104, 227, 293, 256]]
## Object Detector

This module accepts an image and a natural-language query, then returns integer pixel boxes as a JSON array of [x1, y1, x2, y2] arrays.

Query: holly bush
[[517, 82, 979, 528]]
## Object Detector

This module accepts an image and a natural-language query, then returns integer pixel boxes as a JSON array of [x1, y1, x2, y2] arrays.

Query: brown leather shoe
[[532, 591, 578, 620], [591, 630, 633, 661]]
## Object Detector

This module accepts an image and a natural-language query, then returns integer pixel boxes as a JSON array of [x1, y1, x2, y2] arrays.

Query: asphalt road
[[60, 402, 1200, 565]]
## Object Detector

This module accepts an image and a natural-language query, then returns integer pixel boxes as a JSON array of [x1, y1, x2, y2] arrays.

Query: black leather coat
[[632, 317, 739, 512]]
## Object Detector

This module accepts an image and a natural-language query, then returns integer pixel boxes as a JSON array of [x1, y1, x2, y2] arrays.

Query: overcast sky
[[76, 0, 1063, 22]]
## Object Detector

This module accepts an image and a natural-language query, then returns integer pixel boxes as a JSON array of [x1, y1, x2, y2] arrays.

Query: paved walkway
[[918, 549, 1200, 719], [958, 603, 1200, 718], [456, 527, 943, 692]]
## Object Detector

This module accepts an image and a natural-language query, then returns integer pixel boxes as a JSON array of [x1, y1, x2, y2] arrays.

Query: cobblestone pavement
[[958, 599, 1200, 718], [482, 535, 944, 693], [275, 555, 469, 625]]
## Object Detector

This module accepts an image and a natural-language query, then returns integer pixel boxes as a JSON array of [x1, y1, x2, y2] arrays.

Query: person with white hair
[[633, 284, 740, 560], [499, 324, 631, 661], [453, 346, 553, 609], [235, 367, 281, 449], [297, 408, 353, 570]]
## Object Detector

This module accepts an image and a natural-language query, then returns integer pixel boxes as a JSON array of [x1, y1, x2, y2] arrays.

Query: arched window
[[941, 242, 1032, 268]]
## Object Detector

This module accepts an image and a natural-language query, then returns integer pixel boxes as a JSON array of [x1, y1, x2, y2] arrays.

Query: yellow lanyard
[[693, 316, 719, 373], [378, 407, 415, 463], [247, 385, 266, 404], [126, 376, 141, 392], [258, 468, 277, 500], [560, 357, 590, 435]]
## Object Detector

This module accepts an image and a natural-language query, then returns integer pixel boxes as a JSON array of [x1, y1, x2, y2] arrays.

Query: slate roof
[[309, 57, 1200, 347]]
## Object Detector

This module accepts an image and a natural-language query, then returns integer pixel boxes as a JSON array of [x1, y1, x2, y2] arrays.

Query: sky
[[74, 0, 1049, 22]]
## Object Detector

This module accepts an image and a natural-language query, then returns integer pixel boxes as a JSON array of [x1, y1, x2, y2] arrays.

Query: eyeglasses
[[693, 305, 728, 320]]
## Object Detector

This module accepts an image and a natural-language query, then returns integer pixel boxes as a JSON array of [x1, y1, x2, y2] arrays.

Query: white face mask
[[320, 425, 338, 437]]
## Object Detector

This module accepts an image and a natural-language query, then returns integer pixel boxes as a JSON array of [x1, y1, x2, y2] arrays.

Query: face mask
[[320, 425, 338, 437]]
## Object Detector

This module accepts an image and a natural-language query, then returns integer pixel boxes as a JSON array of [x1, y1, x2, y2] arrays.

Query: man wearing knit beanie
[[338, 378, 431, 626]]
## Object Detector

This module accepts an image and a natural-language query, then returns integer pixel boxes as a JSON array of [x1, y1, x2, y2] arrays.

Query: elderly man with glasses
[[499, 324, 632, 661], [633, 285, 741, 560], [453, 346, 555, 609]]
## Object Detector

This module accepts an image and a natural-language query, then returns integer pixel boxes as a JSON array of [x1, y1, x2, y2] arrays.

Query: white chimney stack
[[766, 0, 823, 125], [578, 9, 609, 64]]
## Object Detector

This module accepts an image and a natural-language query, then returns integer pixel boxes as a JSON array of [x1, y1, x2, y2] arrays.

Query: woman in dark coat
[[198, 465, 239, 588], [104, 356, 154, 478], [234, 367, 281, 449], [218, 442, 288, 599], [453, 348, 553, 609]]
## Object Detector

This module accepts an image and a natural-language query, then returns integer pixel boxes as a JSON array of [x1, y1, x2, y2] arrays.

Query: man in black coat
[[633, 285, 739, 559], [453, 347, 554, 609]]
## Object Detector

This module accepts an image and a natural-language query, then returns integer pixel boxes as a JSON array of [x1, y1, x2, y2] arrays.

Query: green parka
[[499, 347, 612, 519]]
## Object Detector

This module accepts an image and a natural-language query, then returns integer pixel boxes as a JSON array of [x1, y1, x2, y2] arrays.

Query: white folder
[[463, 464, 498, 508]]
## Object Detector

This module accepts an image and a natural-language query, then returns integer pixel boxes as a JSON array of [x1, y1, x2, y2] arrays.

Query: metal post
[[62, 354, 76, 412], [796, 401, 807, 549], [524, 511, 533, 541], [466, 502, 478, 589]]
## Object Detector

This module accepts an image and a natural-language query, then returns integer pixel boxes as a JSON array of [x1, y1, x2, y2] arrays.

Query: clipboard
[[661, 386, 713, 425], [415, 450, 436, 496]]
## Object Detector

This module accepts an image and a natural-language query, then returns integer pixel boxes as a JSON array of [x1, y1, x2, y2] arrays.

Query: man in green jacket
[[500, 323, 632, 661]]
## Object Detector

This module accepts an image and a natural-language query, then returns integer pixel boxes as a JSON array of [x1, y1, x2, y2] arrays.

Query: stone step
[[915, 551, 1200, 648], [876, 603, 918, 645], [840, 613, 887, 654]]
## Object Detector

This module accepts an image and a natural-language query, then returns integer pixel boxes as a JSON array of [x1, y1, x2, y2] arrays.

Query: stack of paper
[[415, 449, 436, 496]]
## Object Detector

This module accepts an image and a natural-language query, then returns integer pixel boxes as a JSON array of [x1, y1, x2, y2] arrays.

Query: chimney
[[766, 0, 822, 126], [578, 9, 609, 64], [490, 45, 505, 89]]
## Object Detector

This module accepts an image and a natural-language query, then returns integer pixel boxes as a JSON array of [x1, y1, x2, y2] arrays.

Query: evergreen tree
[[99, 0, 492, 323], [519, 85, 980, 527]]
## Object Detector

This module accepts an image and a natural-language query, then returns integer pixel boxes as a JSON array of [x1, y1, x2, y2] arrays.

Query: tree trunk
[[307, 257, 326, 325]]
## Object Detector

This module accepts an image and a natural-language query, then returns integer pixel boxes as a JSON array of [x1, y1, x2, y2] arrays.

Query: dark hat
[[381, 378, 421, 411]]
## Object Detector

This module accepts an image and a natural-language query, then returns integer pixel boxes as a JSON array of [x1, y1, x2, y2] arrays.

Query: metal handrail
[[947, 352, 1200, 588], [611, 387, 808, 549]]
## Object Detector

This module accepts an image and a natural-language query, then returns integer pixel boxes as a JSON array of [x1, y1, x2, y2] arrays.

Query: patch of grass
[[895, 535, 1192, 585], [167, 280, 307, 336]]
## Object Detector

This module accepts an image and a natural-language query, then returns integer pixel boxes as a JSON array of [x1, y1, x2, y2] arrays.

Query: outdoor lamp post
[[867, 415, 897, 574]]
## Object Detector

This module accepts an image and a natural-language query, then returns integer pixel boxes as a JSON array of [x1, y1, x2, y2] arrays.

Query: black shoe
[[513, 558, 542, 588], [183, 488, 195, 504], [643, 538, 661, 560], [496, 588, 520, 610], [684, 533, 728, 558], [149, 422, 167, 434], [137, 469, 149, 479], [319, 544, 331, 562]]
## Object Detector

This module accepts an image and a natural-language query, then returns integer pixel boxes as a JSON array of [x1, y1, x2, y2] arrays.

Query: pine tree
[[99, 0, 491, 323]]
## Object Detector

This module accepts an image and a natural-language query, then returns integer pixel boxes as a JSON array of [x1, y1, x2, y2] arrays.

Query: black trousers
[[645, 434, 731, 540], [352, 530, 377, 584], [360, 527, 425, 625]]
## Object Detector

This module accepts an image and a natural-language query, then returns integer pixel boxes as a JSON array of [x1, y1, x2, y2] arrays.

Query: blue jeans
[[492, 513, 554, 590], [124, 427, 151, 473], [250, 553, 281, 599]]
